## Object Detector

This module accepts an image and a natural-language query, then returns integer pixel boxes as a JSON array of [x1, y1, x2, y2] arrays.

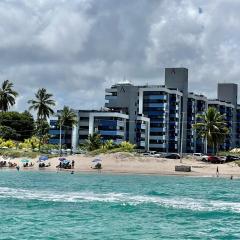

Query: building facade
[[49, 110, 150, 151], [49, 68, 239, 153]]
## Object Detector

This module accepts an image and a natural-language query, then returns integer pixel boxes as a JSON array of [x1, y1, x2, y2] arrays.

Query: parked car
[[142, 152, 150, 156], [193, 153, 207, 161], [202, 155, 225, 164], [165, 153, 181, 159], [225, 155, 240, 162]]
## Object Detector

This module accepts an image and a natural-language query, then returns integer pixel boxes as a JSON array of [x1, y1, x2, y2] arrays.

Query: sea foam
[[0, 187, 240, 213]]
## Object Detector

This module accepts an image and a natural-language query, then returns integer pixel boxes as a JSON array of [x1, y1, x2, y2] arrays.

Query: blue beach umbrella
[[39, 155, 48, 161]]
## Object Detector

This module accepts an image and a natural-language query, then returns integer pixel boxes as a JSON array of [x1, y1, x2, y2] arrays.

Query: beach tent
[[39, 156, 48, 161]]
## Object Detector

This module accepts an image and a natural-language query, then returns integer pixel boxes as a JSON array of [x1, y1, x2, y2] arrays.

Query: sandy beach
[[1, 152, 240, 178]]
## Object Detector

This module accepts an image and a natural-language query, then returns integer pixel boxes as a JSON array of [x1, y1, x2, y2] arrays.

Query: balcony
[[147, 95, 167, 100], [150, 143, 166, 148], [105, 95, 117, 101], [151, 127, 166, 132], [145, 103, 167, 108], [170, 113, 179, 118], [99, 130, 125, 136], [150, 135, 166, 140]]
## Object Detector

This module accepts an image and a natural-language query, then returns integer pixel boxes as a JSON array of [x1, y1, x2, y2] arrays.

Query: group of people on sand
[[0, 160, 17, 168], [57, 160, 75, 170]]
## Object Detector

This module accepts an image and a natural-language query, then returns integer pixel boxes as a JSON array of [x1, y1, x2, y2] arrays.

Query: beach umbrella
[[21, 159, 30, 163], [92, 158, 102, 163], [59, 157, 66, 161], [39, 155, 48, 161]]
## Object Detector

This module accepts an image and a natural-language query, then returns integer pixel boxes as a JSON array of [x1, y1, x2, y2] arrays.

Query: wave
[[0, 187, 240, 213]]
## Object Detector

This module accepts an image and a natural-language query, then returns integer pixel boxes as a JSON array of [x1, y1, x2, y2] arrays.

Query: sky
[[1, 0, 240, 112]]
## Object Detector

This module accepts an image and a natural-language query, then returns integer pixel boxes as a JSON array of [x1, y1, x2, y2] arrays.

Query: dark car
[[165, 153, 181, 159], [225, 155, 240, 162]]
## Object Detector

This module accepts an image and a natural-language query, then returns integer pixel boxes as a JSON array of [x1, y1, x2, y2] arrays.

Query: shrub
[[119, 141, 135, 152]]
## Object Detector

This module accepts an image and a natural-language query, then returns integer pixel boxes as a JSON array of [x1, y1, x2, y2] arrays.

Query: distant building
[[49, 110, 150, 151], [49, 68, 240, 153]]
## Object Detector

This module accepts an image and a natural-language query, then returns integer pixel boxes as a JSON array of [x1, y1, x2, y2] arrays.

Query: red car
[[207, 156, 224, 163]]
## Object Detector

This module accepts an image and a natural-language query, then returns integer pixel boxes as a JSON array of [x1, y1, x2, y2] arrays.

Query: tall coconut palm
[[193, 107, 229, 154], [57, 106, 78, 153], [0, 80, 18, 112], [28, 88, 55, 151]]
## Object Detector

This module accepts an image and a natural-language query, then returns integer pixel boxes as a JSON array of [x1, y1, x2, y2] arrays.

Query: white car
[[193, 153, 208, 161]]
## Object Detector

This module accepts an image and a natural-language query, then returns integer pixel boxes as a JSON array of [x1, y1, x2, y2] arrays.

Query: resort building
[[49, 110, 150, 151], [49, 67, 240, 154]]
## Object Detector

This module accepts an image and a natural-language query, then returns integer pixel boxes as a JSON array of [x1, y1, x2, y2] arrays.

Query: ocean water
[[0, 171, 239, 240]]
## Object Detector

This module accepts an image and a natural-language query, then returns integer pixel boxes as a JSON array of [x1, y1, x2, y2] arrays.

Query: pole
[[180, 112, 185, 163]]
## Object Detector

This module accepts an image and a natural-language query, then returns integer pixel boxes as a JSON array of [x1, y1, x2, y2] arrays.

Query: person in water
[[16, 165, 20, 171]]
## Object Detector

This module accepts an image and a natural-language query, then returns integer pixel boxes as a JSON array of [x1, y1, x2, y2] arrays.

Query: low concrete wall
[[175, 165, 191, 172]]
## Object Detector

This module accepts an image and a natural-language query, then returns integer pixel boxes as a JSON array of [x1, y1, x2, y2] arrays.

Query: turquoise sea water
[[0, 171, 240, 239]]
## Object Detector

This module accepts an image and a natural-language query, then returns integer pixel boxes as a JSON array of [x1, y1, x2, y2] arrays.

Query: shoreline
[[1, 152, 240, 179], [1, 166, 239, 179]]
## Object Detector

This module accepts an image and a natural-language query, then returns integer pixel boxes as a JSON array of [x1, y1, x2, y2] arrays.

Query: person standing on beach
[[216, 166, 219, 177], [72, 160, 75, 169]]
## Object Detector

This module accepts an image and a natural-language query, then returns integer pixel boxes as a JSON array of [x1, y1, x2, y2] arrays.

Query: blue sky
[[1, 0, 240, 112]]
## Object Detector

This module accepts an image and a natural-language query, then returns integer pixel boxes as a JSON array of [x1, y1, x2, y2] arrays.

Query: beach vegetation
[[88, 141, 136, 155], [18, 136, 40, 150], [84, 133, 102, 151], [0, 138, 16, 148], [28, 88, 55, 151], [193, 107, 229, 154], [102, 140, 116, 150], [0, 80, 18, 112]]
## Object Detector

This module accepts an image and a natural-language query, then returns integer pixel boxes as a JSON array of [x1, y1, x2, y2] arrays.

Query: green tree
[[28, 88, 55, 151], [57, 106, 78, 150], [0, 111, 34, 140], [85, 133, 102, 151], [193, 107, 229, 154], [0, 80, 18, 112], [0, 126, 18, 139]]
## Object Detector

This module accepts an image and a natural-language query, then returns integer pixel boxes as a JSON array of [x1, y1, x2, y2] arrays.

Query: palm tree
[[28, 88, 55, 151], [85, 133, 102, 151], [57, 106, 78, 152], [193, 107, 229, 154], [0, 80, 18, 112]]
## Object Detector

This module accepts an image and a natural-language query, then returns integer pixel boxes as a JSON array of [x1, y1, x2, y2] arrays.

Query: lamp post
[[180, 112, 185, 163], [59, 120, 62, 156]]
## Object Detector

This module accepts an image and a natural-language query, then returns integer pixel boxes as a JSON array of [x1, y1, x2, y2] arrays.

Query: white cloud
[[0, 0, 240, 114]]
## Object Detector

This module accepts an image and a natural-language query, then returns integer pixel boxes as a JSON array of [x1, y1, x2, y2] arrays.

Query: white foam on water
[[0, 187, 240, 213]]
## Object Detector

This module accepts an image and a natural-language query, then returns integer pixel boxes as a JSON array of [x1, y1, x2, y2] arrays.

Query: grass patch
[[218, 151, 240, 156], [0, 149, 59, 159]]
